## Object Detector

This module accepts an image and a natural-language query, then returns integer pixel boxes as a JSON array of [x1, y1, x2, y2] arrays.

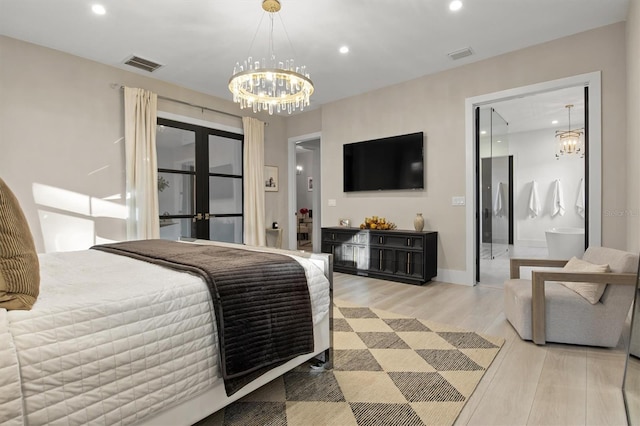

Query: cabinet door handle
[[379, 250, 383, 270], [353, 246, 357, 267], [407, 238, 411, 246], [379, 236, 383, 244], [407, 252, 411, 274]]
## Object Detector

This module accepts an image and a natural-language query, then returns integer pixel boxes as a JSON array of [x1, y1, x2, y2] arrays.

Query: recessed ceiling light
[[552, 120, 559, 124], [449, 1, 463, 12], [480, 130, 487, 135], [339, 46, 349, 54], [92, 4, 106, 15], [496, 140, 502, 143]]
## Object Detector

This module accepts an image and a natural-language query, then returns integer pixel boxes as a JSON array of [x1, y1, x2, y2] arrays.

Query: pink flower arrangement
[[299, 208, 309, 215]]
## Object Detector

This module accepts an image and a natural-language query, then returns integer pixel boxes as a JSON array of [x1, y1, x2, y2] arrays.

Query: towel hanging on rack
[[528, 180, 540, 218], [493, 182, 505, 218], [576, 178, 585, 219], [551, 179, 565, 217]]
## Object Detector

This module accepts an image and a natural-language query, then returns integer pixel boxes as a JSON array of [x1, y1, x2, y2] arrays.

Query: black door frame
[[474, 89, 589, 283], [157, 117, 244, 241]]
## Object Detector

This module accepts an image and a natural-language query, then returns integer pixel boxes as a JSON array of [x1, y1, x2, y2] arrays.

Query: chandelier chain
[[245, 12, 266, 60], [276, 12, 300, 64]]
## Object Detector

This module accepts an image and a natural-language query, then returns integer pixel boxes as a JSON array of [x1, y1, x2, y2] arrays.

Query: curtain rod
[[112, 83, 266, 124]]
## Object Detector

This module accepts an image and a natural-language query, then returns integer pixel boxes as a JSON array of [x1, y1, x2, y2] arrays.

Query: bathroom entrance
[[475, 85, 588, 287]]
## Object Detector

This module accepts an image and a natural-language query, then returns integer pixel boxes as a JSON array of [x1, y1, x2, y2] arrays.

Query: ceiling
[[0, 0, 628, 115], [488, 86, 585, 134]]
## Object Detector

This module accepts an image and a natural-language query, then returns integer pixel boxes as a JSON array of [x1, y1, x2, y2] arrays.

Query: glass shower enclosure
[[478, 107, 510, 278]]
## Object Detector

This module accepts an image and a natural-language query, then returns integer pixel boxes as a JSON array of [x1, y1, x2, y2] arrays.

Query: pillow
[[0, 177, 39, 310], [560, 256, 610, 304]]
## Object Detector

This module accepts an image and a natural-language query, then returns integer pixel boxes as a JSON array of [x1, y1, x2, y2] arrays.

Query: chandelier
[[555, 104, 584, 159], [228, 0, 314, 115]]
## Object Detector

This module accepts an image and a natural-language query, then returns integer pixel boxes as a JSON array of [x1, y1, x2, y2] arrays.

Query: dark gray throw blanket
[[91, 239, 313, 395]]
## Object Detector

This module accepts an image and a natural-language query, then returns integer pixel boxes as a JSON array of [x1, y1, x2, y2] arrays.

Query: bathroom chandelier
[[555, 104, 584, 159], [228, 0, 314, 115]]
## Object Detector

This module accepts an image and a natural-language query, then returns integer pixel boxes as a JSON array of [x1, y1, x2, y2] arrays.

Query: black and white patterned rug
[[201, 299, 504, 426]]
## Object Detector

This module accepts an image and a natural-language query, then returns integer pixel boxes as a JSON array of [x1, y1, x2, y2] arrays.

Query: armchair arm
[[509, 258, 568, 279], [530, 270, 637, 345]]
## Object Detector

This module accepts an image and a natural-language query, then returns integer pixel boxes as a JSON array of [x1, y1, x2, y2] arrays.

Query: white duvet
[[0, 249, 330, 425]]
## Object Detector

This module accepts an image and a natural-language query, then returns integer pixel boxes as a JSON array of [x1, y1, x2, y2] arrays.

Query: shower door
[[477, 107, 510, 277]]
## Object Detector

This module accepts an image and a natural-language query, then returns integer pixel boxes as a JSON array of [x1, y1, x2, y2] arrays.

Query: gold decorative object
[[359, 216, 397, 230]]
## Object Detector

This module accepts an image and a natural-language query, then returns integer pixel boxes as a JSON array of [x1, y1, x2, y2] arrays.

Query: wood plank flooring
[[333, 272, 630, 426]]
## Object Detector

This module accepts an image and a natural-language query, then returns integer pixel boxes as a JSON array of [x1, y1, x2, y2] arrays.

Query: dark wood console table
[[321, 227, 437, 285]]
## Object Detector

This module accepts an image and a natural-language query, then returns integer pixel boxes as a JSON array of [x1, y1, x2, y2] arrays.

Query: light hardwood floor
[[333, 272, 630, 426]]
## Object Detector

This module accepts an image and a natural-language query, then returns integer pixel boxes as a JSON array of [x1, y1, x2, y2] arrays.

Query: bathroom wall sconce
[[296, 165, 303, 175]]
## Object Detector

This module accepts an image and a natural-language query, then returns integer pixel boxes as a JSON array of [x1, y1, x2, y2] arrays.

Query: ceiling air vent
[[447, 47, 473, 60], [123, 55, 163, 72]]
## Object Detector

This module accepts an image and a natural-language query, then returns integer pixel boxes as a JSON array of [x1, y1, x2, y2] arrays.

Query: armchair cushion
[[560, 256, 610, 304]]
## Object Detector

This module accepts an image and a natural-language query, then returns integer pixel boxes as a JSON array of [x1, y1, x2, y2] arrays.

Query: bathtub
[[545, 227, 585, 259]]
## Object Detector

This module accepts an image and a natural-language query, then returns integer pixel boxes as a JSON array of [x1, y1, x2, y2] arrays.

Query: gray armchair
[[504, 246, 638, 347]]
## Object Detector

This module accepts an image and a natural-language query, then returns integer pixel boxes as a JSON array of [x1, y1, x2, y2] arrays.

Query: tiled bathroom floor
[[479, 244, 548, 288]]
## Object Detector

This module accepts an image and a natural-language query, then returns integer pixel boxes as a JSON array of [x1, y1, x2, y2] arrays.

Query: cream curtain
[[242, 116, 266, 246], [124, 87, 160, 240]]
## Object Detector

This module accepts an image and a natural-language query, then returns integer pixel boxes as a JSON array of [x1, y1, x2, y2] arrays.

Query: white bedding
[[0, 248, 330, 425]]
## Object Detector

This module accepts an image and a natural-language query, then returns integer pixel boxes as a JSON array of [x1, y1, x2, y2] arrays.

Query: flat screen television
[[343, 132, 424, 192]]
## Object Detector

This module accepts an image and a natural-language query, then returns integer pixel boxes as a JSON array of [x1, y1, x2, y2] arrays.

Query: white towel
[[551, 179, 565, 217], [493, 182, 505, 217], [528, 181, 540, 218], [576, 178, 585, 218]]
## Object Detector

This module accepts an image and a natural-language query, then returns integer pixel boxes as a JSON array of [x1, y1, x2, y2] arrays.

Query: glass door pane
[[157, 124, 197, 241], [479, 107, 509, 261], [490, 108, 509, 259], [479, 107, 493, 260], [207, 134, 243, 243]]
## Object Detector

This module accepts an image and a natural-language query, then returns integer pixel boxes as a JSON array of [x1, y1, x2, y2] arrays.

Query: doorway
[[288, 133, 322, 252], [295, 142, 318, 250], [156, 117, 244, 243], [464, 72, 601, 287]]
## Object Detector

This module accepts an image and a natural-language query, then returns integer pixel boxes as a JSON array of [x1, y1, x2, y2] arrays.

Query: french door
[[156, 118, 244, 243]]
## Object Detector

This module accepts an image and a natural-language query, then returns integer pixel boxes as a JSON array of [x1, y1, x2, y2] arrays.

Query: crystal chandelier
[[228, 0, 314, 115], [555, 104, 584, 159]]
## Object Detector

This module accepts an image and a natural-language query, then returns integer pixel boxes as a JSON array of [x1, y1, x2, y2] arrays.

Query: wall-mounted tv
[[343, 132, 424, 192]]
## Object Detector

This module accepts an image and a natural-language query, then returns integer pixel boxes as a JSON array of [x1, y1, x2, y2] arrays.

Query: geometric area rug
[[200, 299, 505, 426]]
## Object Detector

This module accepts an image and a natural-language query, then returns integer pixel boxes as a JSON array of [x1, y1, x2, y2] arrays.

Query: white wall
[[0, 35, 291, 252], [291, 22, 627, 282], [0, 19, 632, 271], [509, 128, 585, 247]]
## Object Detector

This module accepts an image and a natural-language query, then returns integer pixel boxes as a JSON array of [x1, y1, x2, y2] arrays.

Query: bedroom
[[1, 0, 640, 424]]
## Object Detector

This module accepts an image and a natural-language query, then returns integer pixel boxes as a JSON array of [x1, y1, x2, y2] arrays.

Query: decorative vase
[[413, 213, 424, 232]]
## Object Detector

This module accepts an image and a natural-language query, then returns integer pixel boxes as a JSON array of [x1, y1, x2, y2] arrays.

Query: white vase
[[414, 213, 424, 231]]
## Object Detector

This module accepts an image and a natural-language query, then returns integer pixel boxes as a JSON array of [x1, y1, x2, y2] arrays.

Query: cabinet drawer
[[324, 230, 368, 245], [370, 233, 423, 249]]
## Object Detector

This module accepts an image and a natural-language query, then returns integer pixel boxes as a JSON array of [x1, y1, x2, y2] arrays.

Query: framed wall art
[[265, 166, 278, 192]]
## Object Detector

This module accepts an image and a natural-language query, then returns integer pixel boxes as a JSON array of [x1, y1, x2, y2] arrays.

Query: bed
[[0, 239, 332, 426]]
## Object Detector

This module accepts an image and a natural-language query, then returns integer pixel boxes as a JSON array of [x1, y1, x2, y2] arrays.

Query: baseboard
[[436, 268, 473, 286]]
